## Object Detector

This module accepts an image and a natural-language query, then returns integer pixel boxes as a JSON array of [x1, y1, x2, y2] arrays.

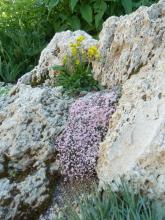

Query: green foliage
[[55, 183, 163, 220], [38, 0, 158, 33], [53, 63, 100, 96], [52, 36, 101, 95], [0, 30, 45, 82], [0, 0, 51, 82], [0, 0, 158, 82]]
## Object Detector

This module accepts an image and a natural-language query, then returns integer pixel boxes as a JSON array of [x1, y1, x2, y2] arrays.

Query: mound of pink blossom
[[55, 90, 118, 180]]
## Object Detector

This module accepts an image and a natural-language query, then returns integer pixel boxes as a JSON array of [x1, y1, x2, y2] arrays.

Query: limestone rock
[[97, 0, 165, 201], [18, 30, 98, 86], [93, 0, 165, 88], [0, 85, 74, 219]]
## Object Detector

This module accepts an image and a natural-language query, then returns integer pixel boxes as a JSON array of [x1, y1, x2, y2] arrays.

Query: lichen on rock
[[0, 84, 74, 219]]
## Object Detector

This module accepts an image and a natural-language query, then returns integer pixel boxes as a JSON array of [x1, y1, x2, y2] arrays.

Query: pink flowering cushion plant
[[55, 90, 118, 181]]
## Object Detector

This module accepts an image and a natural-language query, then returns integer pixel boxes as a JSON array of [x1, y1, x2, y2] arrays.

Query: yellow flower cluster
[[76, 35, 85, 45], [69, 35, 86, 56], [63, 35, 100, 67], [87, 45, 100, 59], [70, 44, 77, 56]]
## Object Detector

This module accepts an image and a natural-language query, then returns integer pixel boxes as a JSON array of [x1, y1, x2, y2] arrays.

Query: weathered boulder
[[93, 0, 165, 88], [97, 0, 165, 201], [0, 85, 74, 219], [18, 30, 98, 86]]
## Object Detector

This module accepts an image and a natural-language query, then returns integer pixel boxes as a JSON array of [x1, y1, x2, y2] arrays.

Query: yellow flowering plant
[[52, 35, 102, 95]]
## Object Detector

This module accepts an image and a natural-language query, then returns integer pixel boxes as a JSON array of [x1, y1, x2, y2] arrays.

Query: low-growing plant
[[55, 183, 163, 220], [54, 89, 118, 180], [52, 36, 101, 95]]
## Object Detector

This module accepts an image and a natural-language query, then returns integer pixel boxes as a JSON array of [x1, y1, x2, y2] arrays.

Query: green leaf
[[121, 0, 132, 14], [52, 65, 65, 71], [69, 15, 81, 30], [70, 0, 79, 12], [48, 0, 60, 10], [132, 2, 142, 9], [94, 1, 107, 28], [80, 4, 93, 24]]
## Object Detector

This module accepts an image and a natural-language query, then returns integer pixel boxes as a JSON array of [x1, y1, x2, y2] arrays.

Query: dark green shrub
[[0, 0, 158, 82], [0, 30, 45, 82], [38, 0, 158, 34]]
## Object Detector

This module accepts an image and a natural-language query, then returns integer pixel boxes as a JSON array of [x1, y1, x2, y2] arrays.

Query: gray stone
[[0, 84, 74, 219]]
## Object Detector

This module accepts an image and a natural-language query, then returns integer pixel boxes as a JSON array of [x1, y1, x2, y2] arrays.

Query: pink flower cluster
[[55, 90, 118, 180]]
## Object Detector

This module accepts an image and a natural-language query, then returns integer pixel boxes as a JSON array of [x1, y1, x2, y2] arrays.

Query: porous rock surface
[[0, 85, 74, 219], [19, 30, 98, 86], [93, 0, 165, 88], [97, 0, 165, 201]]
